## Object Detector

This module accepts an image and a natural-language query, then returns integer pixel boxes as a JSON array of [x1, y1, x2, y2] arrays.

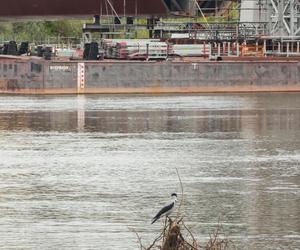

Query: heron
[[151, 193, 178, 224]]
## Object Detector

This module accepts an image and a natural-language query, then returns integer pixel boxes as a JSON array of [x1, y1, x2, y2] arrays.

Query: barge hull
[[0, 59, 300, 94]]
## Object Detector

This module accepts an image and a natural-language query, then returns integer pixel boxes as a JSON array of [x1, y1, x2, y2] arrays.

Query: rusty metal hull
[[0, 0, 169, 19], [0, 57, 300, 94]]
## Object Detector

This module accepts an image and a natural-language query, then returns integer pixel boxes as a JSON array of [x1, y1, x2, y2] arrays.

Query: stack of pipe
[[172, 44, 210, 57], [101, 39, 169, 60]]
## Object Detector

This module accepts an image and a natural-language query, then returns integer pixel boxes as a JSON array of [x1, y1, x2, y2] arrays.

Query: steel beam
[[265, 0, 300, 37]]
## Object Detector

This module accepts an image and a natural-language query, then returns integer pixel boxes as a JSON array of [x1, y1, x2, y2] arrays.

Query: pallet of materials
[[101, 39, 169, 60]]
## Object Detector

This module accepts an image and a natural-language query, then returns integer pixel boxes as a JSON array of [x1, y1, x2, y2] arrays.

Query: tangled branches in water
[[133, 169, 234, 250], [134, 217, 233, 250]]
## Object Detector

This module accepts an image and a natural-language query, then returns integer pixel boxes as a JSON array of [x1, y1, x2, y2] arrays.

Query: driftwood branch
[[143, 217, 233, 250]]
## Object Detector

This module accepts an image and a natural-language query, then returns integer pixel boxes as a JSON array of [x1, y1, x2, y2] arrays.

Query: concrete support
[[146, 43, 149, 60], [236, 42, 240, 57], [263, 39, 267, 56], [290, 0, 295, 36]]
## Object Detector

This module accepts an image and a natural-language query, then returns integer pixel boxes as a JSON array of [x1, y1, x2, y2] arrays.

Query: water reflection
[[1, 108, 300, 135], [0, 94, 299, 250]]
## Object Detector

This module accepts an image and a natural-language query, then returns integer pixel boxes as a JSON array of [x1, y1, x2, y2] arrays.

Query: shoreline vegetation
[[0, 19, 152, 43], [0, 20, 86, 43], [0, 4, 239, 44]]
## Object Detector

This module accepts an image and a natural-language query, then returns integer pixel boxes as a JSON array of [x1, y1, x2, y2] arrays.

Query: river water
[[0, 93, 299, 250]]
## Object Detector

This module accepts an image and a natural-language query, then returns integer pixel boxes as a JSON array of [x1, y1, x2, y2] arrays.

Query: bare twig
[[146, 220, 169, 250], [205, 217, 233, 250], [128, 227, 146, 250], [175, 167, 184, 219], [179, 232, 198, 250], [182, 220, 198, 247], [146, 232, 164, 250]]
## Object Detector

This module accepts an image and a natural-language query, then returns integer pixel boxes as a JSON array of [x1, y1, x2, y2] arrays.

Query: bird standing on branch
[[151, 193, 178, 224]]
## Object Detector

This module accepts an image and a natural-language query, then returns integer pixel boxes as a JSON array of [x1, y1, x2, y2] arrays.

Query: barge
[[0, 55, 300, 94]]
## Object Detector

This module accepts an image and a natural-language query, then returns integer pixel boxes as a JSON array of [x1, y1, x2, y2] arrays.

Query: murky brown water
[[0, 93, 299, 250]]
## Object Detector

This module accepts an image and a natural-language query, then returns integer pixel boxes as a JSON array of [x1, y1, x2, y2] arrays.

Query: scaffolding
[[240, 0, 300, 39], [239, 0, 300, 56], [80, 0, 300, 57]]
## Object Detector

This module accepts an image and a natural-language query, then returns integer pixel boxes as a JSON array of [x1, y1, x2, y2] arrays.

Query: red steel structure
[[0, 0, 170, 19]]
